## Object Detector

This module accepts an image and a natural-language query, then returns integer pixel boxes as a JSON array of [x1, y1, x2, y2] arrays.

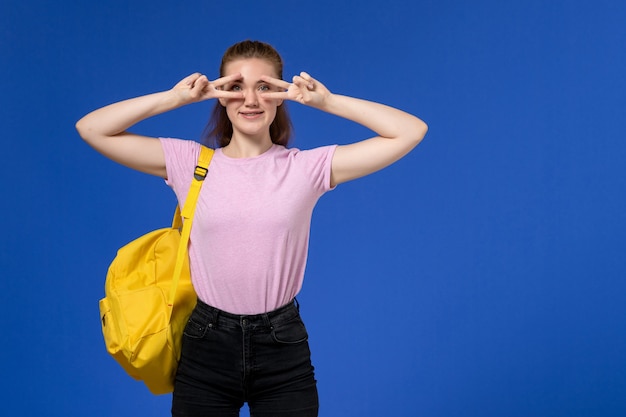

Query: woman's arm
[[261, 72, 428, 186], [75, 73, 243, 177], [316, 93, 428, 186]]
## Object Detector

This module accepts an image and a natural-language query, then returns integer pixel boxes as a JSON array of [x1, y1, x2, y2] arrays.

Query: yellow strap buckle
[[194, 165, 208, 181]]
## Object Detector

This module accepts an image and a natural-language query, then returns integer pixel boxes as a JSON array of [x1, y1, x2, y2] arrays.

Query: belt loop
[[294, 297, 300, 312], [262, 313, 272, 328], [211, 306, 220, 329]]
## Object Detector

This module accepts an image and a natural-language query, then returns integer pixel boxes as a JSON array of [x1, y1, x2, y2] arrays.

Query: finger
[[293, 75, 314, 91], [260, 75, 291, 90], [212, 72, 243, 88], [299, 72, 316, 90], [259, 91, 289, 99], [178, 73, 201, 87], [190, 75, 209, 95], [194, 75, 209, 87], [213, 90, 244, 99]]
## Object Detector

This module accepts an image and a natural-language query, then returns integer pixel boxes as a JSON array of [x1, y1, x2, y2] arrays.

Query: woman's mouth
[[239, 111, 264, 119]]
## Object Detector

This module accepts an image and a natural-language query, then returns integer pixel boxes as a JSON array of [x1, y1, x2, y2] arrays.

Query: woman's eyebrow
[[225, 77, 272, 87]]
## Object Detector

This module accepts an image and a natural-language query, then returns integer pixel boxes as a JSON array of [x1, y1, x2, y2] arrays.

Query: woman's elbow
[[75, 117, 102, 145], [75, 117, 89, 140], [409, 118, 428, 145]]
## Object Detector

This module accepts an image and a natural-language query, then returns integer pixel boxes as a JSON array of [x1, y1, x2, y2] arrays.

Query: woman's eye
[[258, 84, 270, 92], [229, 85, 242, 91]]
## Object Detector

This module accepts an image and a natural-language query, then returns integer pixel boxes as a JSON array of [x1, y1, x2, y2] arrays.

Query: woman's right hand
[[171, 72, 244, 105]]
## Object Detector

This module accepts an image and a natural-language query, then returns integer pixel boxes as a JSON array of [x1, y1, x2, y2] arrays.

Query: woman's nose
[[243, 89, 259, 106]]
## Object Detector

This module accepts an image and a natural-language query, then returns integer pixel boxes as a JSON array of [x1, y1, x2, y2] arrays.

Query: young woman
[[76, 40, 427, 417]]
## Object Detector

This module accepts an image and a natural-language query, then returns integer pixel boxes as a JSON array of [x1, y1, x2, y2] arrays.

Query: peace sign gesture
[[260, 72, 331, 109], [171, 72, 245, 105]]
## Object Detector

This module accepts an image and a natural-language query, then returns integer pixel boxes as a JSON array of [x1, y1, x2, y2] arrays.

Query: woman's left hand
[[260, 72, 331, 108]]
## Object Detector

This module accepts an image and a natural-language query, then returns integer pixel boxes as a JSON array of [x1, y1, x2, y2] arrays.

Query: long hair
[[202, 40, 293, 148]]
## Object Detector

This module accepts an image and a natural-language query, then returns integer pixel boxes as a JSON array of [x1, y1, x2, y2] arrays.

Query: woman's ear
[[218, 98, 227, 107]]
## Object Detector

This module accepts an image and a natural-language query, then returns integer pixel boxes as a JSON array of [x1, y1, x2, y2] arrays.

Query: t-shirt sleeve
[[297, 144, 338, 194], [159, 138, 202, 200]]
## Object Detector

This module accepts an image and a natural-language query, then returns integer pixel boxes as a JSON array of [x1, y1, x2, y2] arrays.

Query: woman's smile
[[239, 110, 265, 119]]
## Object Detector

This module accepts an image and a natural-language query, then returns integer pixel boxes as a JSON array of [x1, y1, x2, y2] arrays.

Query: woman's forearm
[[75, 89, 182, 139], [318, 93, 427, 142]]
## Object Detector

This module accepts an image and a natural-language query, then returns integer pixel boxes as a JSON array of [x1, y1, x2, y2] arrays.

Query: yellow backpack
[[99, 145, 214, 395]]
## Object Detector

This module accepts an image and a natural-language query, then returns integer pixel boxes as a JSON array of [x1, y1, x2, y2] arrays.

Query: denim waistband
[[192, 298, 301, 329]]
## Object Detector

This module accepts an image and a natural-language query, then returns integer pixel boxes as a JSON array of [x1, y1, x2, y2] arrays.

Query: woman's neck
[[221, 134, 273, 159]]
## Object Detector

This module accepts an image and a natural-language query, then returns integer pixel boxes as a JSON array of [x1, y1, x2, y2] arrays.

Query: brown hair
[[202, 40, 293, 148]]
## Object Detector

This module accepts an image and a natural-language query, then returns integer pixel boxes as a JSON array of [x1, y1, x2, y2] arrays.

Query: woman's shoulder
[[159, 138, 204, 185], [278, 143, 337, 160], [160, 138, 203, 161], [278, 144, 337, 191], [160, 137, 202, 151]]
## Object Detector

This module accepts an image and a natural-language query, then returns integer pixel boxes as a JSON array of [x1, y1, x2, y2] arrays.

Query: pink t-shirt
[[160, 138, 337, 315]]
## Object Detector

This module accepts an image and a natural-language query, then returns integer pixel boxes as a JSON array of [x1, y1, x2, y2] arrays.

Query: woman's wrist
[[161, 88, 189, 110]]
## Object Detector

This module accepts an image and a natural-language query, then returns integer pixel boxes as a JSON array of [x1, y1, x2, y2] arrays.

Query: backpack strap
[[168, 145, 214, 307]]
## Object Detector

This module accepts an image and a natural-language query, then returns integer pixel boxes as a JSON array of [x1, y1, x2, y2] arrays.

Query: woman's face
[[219, 58, 283, 141]]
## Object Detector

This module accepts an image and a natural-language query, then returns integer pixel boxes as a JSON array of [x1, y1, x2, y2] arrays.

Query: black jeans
[[172, 299, 318, 417]]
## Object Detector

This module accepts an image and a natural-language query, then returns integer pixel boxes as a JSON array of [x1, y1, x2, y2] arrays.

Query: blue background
[[2, 0, 625, 416]]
